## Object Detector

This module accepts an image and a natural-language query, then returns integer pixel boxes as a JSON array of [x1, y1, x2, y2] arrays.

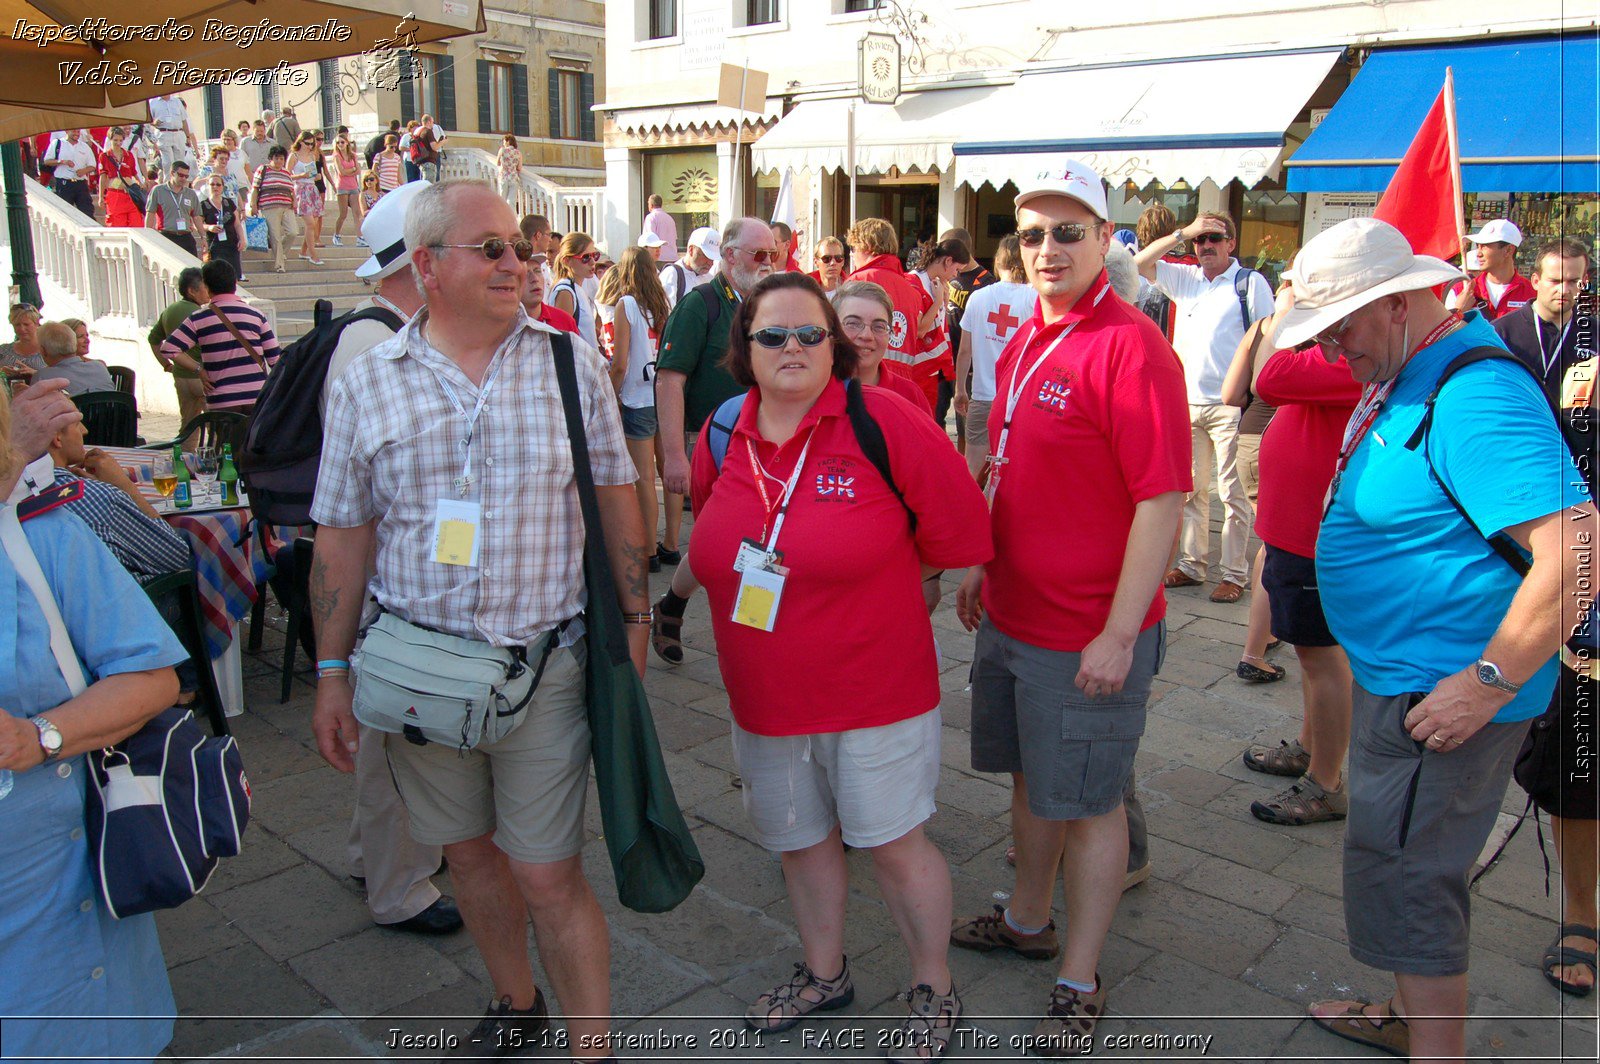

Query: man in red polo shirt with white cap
[[1452, 219, 1536, 321], [949, 159, 1191, 1055]]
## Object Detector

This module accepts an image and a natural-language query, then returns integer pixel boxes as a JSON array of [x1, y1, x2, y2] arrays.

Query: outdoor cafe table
[[98, 447, 273, 715]]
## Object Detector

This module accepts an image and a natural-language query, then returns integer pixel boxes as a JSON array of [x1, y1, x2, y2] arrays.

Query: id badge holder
[[732, 565, 785, 632], [432, 498, 481, 567], [733, 537, 782, 574]]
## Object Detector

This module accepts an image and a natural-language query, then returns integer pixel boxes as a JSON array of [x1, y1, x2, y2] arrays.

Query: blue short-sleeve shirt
[[1317, 312, 1591, 723], [0, 507, 187, 1061]]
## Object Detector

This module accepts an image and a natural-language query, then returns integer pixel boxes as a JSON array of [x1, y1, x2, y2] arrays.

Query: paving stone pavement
[[158, 543, 1599, 1062]]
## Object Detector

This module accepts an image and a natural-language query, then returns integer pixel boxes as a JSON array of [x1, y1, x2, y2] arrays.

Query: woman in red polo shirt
[[833, 280, 934, 417], [689, 272, 990, 1060]]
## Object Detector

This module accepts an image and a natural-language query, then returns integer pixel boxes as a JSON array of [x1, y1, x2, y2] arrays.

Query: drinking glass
[[152, 453, 177, 499], [194, 447, 220, 493]]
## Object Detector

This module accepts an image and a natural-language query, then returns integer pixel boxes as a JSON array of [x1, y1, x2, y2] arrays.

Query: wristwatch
[[33, 716, 64, 762], [1474, 659, 1522, 695]]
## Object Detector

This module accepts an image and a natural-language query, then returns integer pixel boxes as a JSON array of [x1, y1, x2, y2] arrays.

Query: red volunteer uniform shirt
[[870, 369, 934, 418], [1470, 271, 1537, 321], [690, 379, 992, 736], [1251, 345, 1361, 558], [536, 303, 578, 334], [983, 272, 1192, 652], [848, 254, 938, 407]]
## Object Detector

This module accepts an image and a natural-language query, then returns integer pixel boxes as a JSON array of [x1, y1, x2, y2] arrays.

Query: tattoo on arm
[[622, 544, 649, 604], [309, 556, 340, 631]]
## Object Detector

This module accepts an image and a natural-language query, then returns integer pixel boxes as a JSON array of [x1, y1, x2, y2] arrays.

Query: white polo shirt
[[659, 259, 711, 307], [148, 96, 188, 132], [45, 138, 96, 182], [1153, 258, 1274, 405]]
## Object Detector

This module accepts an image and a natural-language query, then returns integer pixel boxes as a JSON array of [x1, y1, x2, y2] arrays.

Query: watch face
[[37, 721, 62, 751], [1477, 663, 1497, 685]]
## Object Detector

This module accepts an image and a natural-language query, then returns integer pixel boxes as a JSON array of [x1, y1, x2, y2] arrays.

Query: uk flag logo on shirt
[[816, 474, 856, 498], [1038, 379, 1072, 410]]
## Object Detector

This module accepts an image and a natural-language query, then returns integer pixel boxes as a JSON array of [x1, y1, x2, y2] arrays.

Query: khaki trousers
[[1177, 402, 1253, 586], [345, 723, 443, 924], [262, 206, 296, 270], [172, 375, 206, 431]]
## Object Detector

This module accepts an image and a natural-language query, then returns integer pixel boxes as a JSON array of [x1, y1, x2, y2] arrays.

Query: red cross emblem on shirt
[[988, 304, 1020, 338]]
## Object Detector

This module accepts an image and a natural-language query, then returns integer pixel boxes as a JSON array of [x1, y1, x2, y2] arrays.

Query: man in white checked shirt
[[308, 179, 649, 1060]]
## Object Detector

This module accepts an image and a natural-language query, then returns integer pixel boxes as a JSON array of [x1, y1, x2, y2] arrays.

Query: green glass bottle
[[219, 444, 240, 506], [173, 443, 192, 509]]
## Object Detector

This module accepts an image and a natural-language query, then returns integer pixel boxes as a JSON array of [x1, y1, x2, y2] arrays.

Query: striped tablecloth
[[162, 509, 271, 658]]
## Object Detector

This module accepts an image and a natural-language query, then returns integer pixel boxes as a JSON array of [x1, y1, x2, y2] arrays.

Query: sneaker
[[950, 905, 1059, 960], [444, 990, 549, 1058], [308, 257, 326, 266], [356, 237, 369, 247], [887, 983, 963, 1063], [745, 959, 855, 1033], [331, 235, 342, 246], [1029, 978, 1106, 1058], [1251, 773, 1347, 826]]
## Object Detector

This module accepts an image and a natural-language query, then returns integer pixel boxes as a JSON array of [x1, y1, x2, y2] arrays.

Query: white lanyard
[[985, 284, 1109, 504], [747, 432, 814, 554], [1534, 314, 1574, 378], [430, 346, 509, 497]]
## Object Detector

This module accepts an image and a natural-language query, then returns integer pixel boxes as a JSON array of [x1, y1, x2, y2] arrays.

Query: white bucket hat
[[1275, 218, 1464, 349], [355, 181, 431, 280]]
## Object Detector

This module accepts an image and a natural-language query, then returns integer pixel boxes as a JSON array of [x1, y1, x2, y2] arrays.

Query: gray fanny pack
[[352, 610, 560, 751]]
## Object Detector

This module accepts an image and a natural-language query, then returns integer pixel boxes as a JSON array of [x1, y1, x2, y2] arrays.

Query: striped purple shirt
[[159, 294, 280, 409]]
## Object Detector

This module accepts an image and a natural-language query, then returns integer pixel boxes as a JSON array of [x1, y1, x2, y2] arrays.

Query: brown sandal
[[1243, 738, 1310, 777], [1210, 579, 1244, 603], [650, 595, 683, 665], [1029, 978, 1105, 1058], [887, 983, 963, 1062], [1251, 774, 1348, 826], [1163, 567, 1202, 588], [1309, 997, 1410, 1058]]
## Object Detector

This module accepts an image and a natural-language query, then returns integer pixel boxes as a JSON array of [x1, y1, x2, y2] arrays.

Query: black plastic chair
[[73, 390, 140, 447], [143, 570, 231, 737], [143, 410, 248, 455], [274, 536, 317, 703], [107, 365, 136, 395]]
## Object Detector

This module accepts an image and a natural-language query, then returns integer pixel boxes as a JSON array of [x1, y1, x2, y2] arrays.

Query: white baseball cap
[[1275, 218, 1464, 349], [1465, 219, 1523, 247], [637, 230, 665, 249], [687, 225, 720, 257], [1013, 158, 1109, 221], [355, 181, 432, 280]]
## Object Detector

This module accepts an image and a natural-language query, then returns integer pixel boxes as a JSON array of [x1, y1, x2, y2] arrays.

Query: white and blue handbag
[[1, 506, 252, 919]]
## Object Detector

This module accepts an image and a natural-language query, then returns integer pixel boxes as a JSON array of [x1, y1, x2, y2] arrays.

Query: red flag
[[1373, 70, 1464, 262]]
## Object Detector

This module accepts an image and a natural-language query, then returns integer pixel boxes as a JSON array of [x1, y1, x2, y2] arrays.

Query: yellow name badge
[[732, 565, 785, 632], [432, 499, 481, 567]]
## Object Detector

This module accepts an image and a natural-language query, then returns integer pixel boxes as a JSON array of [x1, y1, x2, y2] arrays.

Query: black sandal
[[1542, 923, 1598, 997], [651, 594, 684, 665]]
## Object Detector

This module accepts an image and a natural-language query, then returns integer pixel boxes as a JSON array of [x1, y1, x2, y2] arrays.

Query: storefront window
[[647, 149, 719, 235], [1108, 181, 1200, 233], [1476, 193, 1599, 274], [1240, 190, 1302, 285]]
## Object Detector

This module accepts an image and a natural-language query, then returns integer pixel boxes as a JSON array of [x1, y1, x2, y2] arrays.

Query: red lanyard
[[745, 428, 816, 548], [1324, 314, 1462, 515]]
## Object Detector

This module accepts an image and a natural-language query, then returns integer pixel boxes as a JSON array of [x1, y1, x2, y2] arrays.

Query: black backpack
[[239, 299, 404, 525]]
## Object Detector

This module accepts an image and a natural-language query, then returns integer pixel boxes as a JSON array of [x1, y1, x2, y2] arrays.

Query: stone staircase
[[238, 239, 375, 345]]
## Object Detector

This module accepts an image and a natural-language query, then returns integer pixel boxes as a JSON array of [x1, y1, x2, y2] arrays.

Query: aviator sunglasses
[[1016, 222, 1101, 247], [1192, 232, 1230, 245], [430, 237, 538, 262], [749, 325, 830, 348]]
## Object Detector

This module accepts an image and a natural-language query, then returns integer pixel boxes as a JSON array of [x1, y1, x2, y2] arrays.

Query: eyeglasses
[[1016, 222, 1101, 248], [820, 254, 846, 264], [749, 325, 830, 348], [431, 238, 538, 262], [1315, 315, 1353, 349], [841, 317, 890, 337], [1192, 232, 1230, 245], [730, 247, 779, 264]]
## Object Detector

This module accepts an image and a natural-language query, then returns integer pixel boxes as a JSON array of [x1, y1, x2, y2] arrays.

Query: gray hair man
[[1272, 218, 1596, 1062], [650, 216, 776, 664], [310, 178, 648, 1056], [32, 322, 112, 396]]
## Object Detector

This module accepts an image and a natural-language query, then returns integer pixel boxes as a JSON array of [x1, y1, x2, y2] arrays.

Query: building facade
[[600, 0, 1594, 275], [180, 1, 605, 184]]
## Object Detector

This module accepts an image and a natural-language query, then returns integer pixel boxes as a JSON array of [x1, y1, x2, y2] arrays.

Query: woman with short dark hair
[[690, 271, 991, 1060]]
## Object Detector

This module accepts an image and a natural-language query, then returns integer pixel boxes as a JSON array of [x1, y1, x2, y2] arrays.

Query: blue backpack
[[704, 378, 915, 530]]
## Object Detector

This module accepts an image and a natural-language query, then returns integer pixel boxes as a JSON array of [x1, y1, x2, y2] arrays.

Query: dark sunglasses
[[1016, 222, 1100, 248], [732, 246, 780, 264], [1192, 232, 1230, 245], [749, 325, 830, 348], [431, 238, 537, 262], [820, 254, 845, 264]]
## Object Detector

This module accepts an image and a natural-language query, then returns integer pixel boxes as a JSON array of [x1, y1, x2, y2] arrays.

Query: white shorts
[[731, 708, 941, 852]]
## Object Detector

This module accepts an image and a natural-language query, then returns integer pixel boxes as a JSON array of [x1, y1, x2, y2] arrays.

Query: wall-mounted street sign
[[859, 33, 901, 105]]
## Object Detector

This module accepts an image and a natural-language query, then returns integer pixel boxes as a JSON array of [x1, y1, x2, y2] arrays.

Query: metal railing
[[440, 149, 607, 241]]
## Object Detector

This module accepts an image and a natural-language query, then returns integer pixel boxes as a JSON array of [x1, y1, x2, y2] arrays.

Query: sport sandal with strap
[[886, 983, 963, 1063], [1242, 738, 1310, 777], [1029, 977, 1106, 1058], [1251, 773, 1347, 826], [950, 905, 1059, 960], [745, 958, 855, 1033]]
